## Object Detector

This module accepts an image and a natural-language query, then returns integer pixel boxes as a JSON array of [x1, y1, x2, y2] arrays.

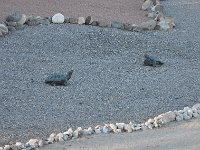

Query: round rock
[[52, 13, 65, 24], [6, 11, 22, 22]]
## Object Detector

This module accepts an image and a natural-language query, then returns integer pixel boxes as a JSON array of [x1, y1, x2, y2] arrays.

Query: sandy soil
[[0, 0, 147, 24], [41, 118, 200, 150]]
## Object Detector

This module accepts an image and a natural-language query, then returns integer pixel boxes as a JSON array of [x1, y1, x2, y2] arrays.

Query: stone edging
[[0, 0, 175, 37], [1, 103, 200, 150]]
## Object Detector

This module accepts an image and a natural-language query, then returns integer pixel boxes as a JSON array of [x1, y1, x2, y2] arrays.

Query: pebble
[[78, 17, 85, 25], [16, 142, 24, 149], [0, 147, 3, 150], [148, 119, 154, 124], [52, 13, 65, 24], [91, 21, 99, 26], [72, 130, 79, 138], [192, 103, 200, 110], [123, 23, 133, 31], [69, 17, 78, 24], [116, 123, 125, 130], [142, 0, 154, 11], [4, 145, 11, 150], [18, 14, 27, 25], [46, 137, 54, 144], [85, 16, 93, 25], [55, 133, 64, 142], [124, 124, 133, 133], [111, 21, 124, 29], [38, 140, 43, 147], [27, 139, 38, 148], [0, 24, 9, 36], [6, 11, 22, 22], [109, 123, 117, 130], [183, 113, 191, 120]]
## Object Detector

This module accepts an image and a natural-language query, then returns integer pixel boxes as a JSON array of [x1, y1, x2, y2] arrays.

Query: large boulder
[[0, 24, 8, 36], [52, 13, 65, 24]]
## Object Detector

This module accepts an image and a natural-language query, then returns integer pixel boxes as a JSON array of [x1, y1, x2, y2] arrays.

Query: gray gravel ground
[[0, 0, 200, 146]]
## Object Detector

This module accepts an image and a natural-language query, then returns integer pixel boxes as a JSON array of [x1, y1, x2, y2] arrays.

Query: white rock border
[[1, 103, 200, 150]]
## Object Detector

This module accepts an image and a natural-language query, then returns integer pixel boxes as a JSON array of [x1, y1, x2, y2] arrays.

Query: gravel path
[[0, 0, 200, 146]]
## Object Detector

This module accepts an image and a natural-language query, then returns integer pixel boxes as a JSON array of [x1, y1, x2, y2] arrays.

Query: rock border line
[[0, 0, 180, 149], [1, 103, 200, 150], [0, 0, 175, 37]]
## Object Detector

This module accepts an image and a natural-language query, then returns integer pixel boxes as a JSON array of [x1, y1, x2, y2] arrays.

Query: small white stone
[[178, 110, 185, 114], [49, 133, 56, 138], [72, 130, 79, 138], [63, 134, 68, 141], [0, 24, 9, 36], [116, 123, 125, 130], [148, 119, 154, 124], [184, 107, 191, 111], [109, 124, 117, 131], [28, 139, 38, 148], [87, 127, 94, 134], [135, 125, 142, 131], [0, 147, 3, 150], [145, 121, 150, 126], [47, 137, 54, 144], [147, 124, 153, 129], [18, 14, 27, 25], [124, 124, 133, 133], [78, 17, 85, 25], [56, 133, 64, 142], [38, 140, 43, 147], [16, 142, 22, 147], [176, 115, 183, 121], [183, 113, 191, 120], [95, 128, 102, 134], [82, 129, 91, 136], [193, 112, 200, 118], [4, 145, 11, 150], [192, 103, 200, 110], [187, 110, 193, 118], [52, 13, 65, 23], [102, 126, 110, 133], [114, 129, 122, 133]]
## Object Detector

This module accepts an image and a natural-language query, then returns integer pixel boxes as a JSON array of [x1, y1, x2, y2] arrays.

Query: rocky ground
[[0, 0, 200, 148]]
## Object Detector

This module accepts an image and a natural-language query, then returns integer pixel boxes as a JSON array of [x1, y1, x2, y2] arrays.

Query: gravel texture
[[1, 0, 200, 146]]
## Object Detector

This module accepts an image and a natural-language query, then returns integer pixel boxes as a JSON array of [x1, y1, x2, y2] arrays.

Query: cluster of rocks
[[1, 103, 200, 150], [140, 0, 175, 31], [0, 0, 175, 37]]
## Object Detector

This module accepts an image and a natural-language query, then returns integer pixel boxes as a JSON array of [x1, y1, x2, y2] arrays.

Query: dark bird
[[45, 70, 74, 86], [144, 54, 164, 67]]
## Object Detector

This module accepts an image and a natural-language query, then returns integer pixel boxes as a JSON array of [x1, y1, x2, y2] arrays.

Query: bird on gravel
[[144, 54, 164, 67], [45, 70, 74, 86]]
